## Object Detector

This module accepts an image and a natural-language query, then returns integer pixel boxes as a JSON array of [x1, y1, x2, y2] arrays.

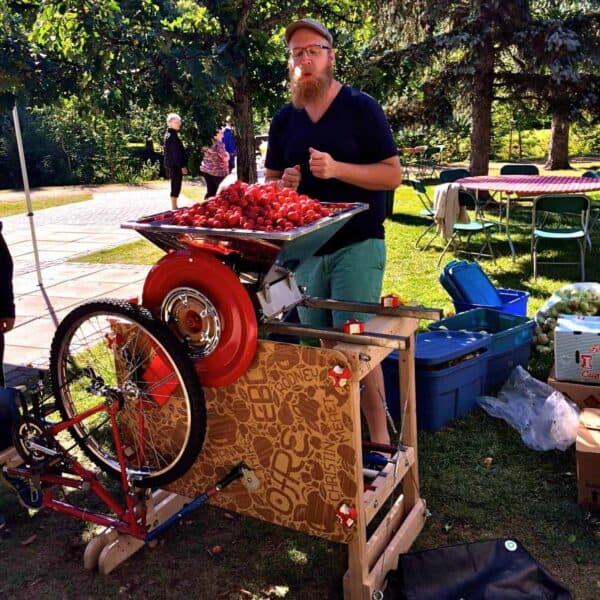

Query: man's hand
[[309, 147, 337, 179], [0, 317, 15, 333], [281, 164, 301, 190], [181, 167, 188, 175]]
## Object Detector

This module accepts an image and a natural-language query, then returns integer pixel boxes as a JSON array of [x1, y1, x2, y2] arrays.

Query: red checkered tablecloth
[[456, 175, 600, 194]]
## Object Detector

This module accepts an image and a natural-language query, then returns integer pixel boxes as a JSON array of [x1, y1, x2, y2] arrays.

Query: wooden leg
[[83, 529, 118, 570], [85, 490, 191, 574]]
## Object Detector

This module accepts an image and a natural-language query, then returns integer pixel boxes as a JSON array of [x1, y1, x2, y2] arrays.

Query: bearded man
[[265, 18, 402, 444]]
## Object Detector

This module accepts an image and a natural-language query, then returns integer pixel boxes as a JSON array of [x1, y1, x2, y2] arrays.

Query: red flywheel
[[142, 250, 257, 387]]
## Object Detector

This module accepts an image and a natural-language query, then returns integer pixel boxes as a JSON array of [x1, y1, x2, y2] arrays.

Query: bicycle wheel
[[50, 299, 206, 488]]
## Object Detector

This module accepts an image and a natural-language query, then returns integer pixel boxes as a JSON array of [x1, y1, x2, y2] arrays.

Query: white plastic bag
[[477, 366, 579, 451]]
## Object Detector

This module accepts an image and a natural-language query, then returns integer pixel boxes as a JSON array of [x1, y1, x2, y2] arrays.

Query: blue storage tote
[[383, 331, 489, 431], [440, 260, 502, 306], [428, 309, 535, 390], [452, 288, 529, 317]]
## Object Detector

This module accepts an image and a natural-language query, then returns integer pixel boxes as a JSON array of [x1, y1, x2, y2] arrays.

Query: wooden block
[[83, 529, 118, 571], [0, 447, 22, 469], [87, 491, 191, 574], [98, 534, 145, 575]]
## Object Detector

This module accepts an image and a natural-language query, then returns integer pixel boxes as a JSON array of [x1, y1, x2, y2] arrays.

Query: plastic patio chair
[[439, 168, 499, 221], [439, 168, 469, 184], [499, 164, 540, 176], [498, 164, 540, 216], [531, 194, 590, 281], [385, 188, 396, 219], [419, 145, 444, 177], [408, 179, 439, 250], [582, 171, 600, 238], [436, 190, 496, 267]]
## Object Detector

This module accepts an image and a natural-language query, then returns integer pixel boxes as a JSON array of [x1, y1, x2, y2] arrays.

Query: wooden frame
[[2, 312, 428, 597], [164, 313, 426, 598]]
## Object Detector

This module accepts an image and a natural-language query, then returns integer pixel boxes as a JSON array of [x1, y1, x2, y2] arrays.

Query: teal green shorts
[[294, 238, 386, 328]]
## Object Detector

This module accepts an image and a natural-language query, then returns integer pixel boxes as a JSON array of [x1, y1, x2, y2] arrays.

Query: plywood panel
[[166, 341, 362, 543]]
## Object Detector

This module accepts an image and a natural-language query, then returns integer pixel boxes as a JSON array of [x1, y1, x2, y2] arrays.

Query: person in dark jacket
[[164, 113, 188, 210], [0, 221, 15, 531], [222, 117, 237, 173], [0, 221, 15, 388]]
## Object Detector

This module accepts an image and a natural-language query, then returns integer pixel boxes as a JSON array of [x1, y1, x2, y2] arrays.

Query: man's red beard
[[288, 63, 334, 109]]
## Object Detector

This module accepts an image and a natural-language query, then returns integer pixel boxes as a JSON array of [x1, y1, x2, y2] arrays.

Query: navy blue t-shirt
[[265, 85, 397, 255]]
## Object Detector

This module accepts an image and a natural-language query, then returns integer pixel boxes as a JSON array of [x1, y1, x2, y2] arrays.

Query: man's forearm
[[334, 159, 402, 190]]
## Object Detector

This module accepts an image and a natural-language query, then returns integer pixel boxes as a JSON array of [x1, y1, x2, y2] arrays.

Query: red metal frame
[[7, 396, 149, 539]]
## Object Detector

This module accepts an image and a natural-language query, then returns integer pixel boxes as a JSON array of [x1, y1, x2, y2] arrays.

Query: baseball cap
[[284, 18, 333, 47]]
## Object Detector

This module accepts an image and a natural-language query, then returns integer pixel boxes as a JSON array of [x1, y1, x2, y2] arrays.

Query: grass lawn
[[69, 239, 164, 265], [0, 192, 93, 217], [3, 171, 599, 599]]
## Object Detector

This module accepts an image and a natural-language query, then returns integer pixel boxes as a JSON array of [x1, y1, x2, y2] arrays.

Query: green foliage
[[365, 1, 600, 171], [0, 109, 71, 187], [0, 97, 169, 187]]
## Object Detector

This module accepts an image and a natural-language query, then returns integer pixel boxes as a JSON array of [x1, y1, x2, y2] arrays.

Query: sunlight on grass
[[69, 239, 164, 264], [286, 547, 308, 565], [0, 192, 93, 217], [386, 181, 600, 321], [181, 184, 207, 203]]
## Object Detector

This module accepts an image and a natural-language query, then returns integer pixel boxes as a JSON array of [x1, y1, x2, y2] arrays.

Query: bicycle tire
[[49, 299, 206, 488]]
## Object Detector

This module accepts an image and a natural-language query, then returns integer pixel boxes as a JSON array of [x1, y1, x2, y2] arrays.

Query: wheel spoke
[[50, 300, 206, 487]]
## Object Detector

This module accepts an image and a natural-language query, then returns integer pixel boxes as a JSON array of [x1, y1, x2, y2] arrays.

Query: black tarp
[[385, 537, 571, 600]]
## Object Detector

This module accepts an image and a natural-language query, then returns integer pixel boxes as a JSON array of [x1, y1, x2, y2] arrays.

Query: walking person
[[163, 113, 188, 210], [222, 117, 237, 173], [265, 18, 402, 444], [199, 129, 230, 199]]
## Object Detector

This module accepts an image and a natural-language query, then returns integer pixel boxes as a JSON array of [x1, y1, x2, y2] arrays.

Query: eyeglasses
[[288, 44, 331, 60]]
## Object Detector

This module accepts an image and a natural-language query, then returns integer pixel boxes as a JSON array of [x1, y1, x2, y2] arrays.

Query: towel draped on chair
[[433, 183, 470, 240]]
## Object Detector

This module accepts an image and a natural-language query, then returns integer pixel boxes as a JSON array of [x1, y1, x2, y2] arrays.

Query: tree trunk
[[469, 48, 494, 176], [232, 74, 257, 183], [545, 112, 571, 170], [230, 0, 256, 183]]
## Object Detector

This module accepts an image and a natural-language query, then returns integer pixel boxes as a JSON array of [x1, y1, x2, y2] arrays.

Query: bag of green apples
[[534, 282, 600, 353]]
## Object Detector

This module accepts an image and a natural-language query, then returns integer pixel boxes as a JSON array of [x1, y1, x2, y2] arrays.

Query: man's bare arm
[[309, 149, 402, 190]]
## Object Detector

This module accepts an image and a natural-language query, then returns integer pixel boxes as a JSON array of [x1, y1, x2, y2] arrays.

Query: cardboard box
[[554, 315, 600, 384], [547, 367, 600, 410], [576, 409, 600, 509]]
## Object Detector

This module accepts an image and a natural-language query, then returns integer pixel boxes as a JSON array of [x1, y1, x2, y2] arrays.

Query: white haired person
[[163, 113, 188, 210]]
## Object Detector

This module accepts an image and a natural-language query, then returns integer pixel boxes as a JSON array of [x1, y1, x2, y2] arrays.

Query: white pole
[[12, 103, 43, 286]]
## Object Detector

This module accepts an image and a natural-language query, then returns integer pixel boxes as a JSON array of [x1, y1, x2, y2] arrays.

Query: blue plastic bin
[[428, 309, 535, 390], [453, 288, 529, 317], [440, 260, 502, 306], [383, 330, 489, 431]]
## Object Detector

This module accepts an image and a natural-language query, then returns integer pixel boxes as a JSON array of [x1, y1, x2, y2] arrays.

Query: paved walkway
[[2, 182, 198, 386]]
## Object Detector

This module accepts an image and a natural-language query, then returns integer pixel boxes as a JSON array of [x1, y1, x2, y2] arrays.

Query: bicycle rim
[[50, 299, 205, 487]]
